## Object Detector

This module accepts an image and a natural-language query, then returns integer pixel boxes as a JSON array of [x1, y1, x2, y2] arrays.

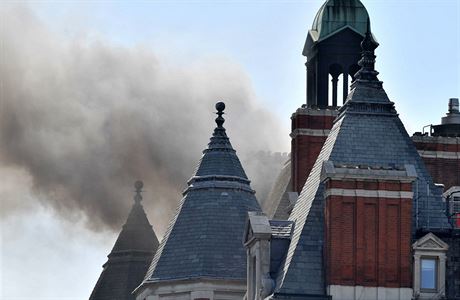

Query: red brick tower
[[291, 108, 337, 193]]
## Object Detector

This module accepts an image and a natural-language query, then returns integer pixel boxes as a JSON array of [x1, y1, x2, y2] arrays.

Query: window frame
[[420, 256, 438, 293]]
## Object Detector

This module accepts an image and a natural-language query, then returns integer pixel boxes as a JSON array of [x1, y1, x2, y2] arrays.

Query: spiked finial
[[353, 18, 381, 85], [134, 180, 143, 203], [215, 102, 225, 128]]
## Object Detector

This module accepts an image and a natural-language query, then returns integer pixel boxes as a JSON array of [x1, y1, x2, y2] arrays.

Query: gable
[[413, 233, 449, 251]]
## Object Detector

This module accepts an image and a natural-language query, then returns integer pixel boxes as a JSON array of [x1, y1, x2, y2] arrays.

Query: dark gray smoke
[[0, 5, 289, 234]]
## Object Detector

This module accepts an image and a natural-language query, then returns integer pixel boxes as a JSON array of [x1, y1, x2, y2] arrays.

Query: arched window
[[342, 74, 352, 103], [328, 64, 343, 107]]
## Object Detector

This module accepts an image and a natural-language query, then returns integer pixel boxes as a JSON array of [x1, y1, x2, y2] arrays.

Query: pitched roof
[[89, 182, 159, 300], [140, 102, 261, 285], [273, 29, 451, 297]]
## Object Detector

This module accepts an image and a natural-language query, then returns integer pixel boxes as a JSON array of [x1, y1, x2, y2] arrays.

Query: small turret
[[89, 181, 159, 300], [432, 98, 460, 137], [303, 0, 373, 108], [136, 102, 261, 299]]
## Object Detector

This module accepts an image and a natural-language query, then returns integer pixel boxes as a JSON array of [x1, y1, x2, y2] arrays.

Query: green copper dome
[[310, 0, 369, 42]]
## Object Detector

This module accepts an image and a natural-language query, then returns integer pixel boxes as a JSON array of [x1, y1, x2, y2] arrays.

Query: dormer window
[[412, 233, 449, 299]]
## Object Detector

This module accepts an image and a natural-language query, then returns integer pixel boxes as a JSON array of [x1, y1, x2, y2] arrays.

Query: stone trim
[[184, 180, 255, 194], [244, 212, 275, 300], [324, 188, 413, 199], [243, 212, 272, 246], [327, 285, 413, 300], [135, 278, 246, 300], [292, 107, 339, 117], [412, 135, 460, 145], [321, 161, 418, 182], [290, 128, 331, 138], [417, 150, 460, 159]]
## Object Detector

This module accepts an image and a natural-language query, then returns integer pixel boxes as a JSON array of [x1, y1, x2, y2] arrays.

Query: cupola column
[[331, 74, 338, 107], [342, 70, 349, 104]]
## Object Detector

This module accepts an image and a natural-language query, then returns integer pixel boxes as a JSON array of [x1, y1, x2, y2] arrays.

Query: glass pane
[[421, 259, 436, 289]]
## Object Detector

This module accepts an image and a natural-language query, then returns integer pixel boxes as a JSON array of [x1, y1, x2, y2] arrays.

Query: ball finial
[[215, 102, 226, 128], [134, 180, 144, 192], [134, 180, 144, 203], [215, 102, 225, 113]]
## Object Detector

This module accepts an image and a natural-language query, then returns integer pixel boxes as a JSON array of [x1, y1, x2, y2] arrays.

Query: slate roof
[[270, 220, 295, 279], [272, 28, 451, 298], [89, 184, 159, 300], [140, 103, 261, 286]]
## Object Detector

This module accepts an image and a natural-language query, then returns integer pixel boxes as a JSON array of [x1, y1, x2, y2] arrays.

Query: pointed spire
[[139, 102, 261, 291], [339, 19, 395, 117], [89, 181, 159, 300], [111, 181, 158, 253], [207, 101, 232, 150], [352, 18, 381, 88], [190, 101, 250, 185]]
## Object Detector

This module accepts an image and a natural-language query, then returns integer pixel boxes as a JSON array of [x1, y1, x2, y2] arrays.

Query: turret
[[304, 0, 372, 107], [89, 181, 159, 300], [135, 102, 261, 300]]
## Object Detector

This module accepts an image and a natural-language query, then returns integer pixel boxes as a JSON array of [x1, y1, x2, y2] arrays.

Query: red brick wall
[[291, 110, 336, 193], [412, 137, 460, 190], [324, 179, 412, 288], [420, 157, 460, 190], [292, 135, 328, 193]]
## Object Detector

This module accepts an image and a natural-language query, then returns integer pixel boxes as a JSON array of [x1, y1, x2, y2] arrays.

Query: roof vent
[[448, 98, 459, 113]]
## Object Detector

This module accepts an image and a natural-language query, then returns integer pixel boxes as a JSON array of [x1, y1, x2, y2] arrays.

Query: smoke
[[0, 5, 289, 234]]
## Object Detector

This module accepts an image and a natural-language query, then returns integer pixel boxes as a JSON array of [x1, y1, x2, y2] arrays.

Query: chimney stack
[[448, 98, 459, 114]]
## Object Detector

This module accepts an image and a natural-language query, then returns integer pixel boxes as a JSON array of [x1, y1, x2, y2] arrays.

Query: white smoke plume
[[0, 5, 289, 234]]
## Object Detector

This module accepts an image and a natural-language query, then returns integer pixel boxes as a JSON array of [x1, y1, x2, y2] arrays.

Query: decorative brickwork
[[321, 162, 416, 291], [291, 108, 338, 193], [412, 135, 460, 190]]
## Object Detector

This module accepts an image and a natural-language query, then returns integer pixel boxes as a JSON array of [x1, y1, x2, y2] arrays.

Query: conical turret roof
[[140, 102, 261, 285], [274, 28, 450, 297], [89, 181, 159, 300]]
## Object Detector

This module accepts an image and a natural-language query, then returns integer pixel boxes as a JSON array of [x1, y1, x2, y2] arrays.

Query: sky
[[0, 1, 459, 299]]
